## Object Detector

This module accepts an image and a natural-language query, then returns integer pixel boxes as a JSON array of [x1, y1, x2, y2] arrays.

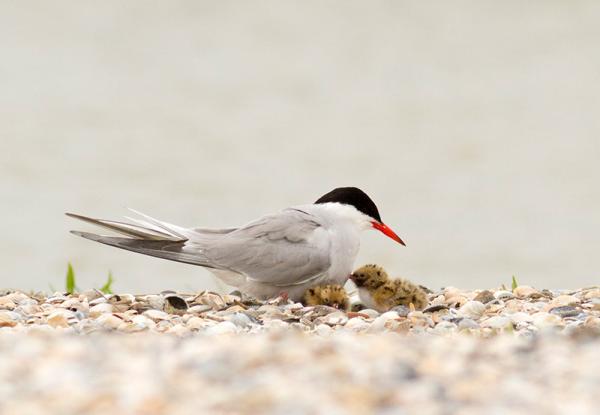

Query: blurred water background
[[1, 1, 599, 293]]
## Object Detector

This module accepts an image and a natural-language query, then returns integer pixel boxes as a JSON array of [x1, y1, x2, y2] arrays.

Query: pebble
[[549, 295, 580, 308], [473, 290, 495, 304], [143, 309, 170, 321], [390, 305, 411, 317], [458, 301, 486, 319], [345, 317, 369, 331], [458, 318, 480, 330], [46, 311, 71, 328], [0, 286, 596, 340], [482, 316, 512, 330], [494, 290, 514, 300], [95, 313, 123, 330], [359, 309, 380, 318], [228, 312, 253, 328], [315, 323, 332, 336], [513, 285, 539, 299], [432, 321, 457, 334], [368, 311, 400, 333], [89, 303, 113, 316], [0, 311, 20, 327], [549, 306, 580, 318], [531, 312, 563, 329], [206, 321, 238, 335]]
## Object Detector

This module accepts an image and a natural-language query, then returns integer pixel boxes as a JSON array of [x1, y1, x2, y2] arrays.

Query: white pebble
[[143, 309, 170, 321], [96, 313, 123, 330], [359, 309, 380, 318], [368, 311, 399, 333], [89, 303, 113, 317], [531, 312, 563, 329], [494, 290, 514, 300], [432, 321, 457, 334], [482, 316, 512, 329], [206, 321, 238, 335], [315, 323, 332, 336], [458, 319, 480, 330], [324, 311, 348, 326], [345, 317, 369, 331], [0, 311, 21, 327], [458, 301, 486, 320], [131, 315, 155, 330], [549, 295, 580, 308], [228, 312, 253, 328], [186, 316, 209, 330]]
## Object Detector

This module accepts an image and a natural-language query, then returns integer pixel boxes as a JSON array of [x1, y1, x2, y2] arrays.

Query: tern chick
[[350, 264, 428, 312], [302, 284, 350, 310]]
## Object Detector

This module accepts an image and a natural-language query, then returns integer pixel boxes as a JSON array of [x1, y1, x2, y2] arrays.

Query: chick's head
[[350, 264, 389, 290], [318, 284, 349, 310], [302, 284, 349, 310]]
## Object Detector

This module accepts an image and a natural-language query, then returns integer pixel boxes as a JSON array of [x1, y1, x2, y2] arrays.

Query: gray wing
[[202, 208, 332, 286]]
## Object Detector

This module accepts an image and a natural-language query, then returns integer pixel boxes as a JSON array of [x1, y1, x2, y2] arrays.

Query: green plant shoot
[[100, 271, 114, 294], [66, 262, 76, 294]]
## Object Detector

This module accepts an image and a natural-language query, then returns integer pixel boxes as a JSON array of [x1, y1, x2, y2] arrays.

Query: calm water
[[2, 1, 599, 293]]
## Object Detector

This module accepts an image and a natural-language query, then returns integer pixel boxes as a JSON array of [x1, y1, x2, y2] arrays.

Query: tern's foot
[[302, 284, 349, 311]]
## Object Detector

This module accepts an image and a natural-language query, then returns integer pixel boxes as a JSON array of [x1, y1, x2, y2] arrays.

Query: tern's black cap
[[314, 187, 382, 222]]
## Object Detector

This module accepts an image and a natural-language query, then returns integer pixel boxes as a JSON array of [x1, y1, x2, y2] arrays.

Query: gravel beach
[[1, 286, 600, 415]]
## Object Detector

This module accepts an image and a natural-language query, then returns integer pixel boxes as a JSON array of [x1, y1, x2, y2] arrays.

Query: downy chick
[[302, 284, 350, 310], [350, 264, 428, 312]]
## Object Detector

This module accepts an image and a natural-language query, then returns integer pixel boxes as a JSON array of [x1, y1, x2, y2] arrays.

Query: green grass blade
[[100, 271, 114, 294], [511, 275, 519, 291], [66, 263, 76, 294]]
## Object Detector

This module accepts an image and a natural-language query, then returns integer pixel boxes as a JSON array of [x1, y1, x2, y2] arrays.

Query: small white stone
[[513, 285, 538, 299], [584, 289, 600, 300], [508, 312, 533, 324], [0, 296, 16, 310], [432, 321, 457, 334], [494, 290, 514, 300], [324, 311, 348, 326], [458, 301, 486, 320], [47, 310, 74, 328], [131, 315, 156, 330], [167, 324, 189, 336], [549, 295, 580, 308], [482, 316, 512, 329], [143, 309, 170, 321], [531, 312, 562, 329], [206, 321, 238, 335], [458, 318, 480, 330], [368, 311, 399, 333], [345, 317, 369, 331], [0, 311, 20, 327], [359, 309, 380, 318], [315, 323, 332, 336], [262, 319, 289, 331], [88, 297, 107, 306], [96, 313, 123, 330], [89, 303, 113, 317], [145, 295, 165, 310], [186, 316, 209, 330], [227, 312, 253, 328]]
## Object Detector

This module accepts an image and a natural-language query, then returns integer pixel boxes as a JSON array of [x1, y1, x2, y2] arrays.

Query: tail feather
[[126, 208, 189, 240], [70, 231, 214, 267], [65, 212, 183, 241]]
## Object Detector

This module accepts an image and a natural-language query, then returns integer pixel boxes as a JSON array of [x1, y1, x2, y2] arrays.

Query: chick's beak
[[371, 221, 406, 246]]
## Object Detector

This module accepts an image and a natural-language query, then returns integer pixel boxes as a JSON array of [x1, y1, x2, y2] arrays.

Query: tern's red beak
[[371, 221, 406, 246]]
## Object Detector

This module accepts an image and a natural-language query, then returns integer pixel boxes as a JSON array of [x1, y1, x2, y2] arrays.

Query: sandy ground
[[1, 286, 600, 415]]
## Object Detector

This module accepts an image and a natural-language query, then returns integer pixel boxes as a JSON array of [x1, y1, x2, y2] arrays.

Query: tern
[[67, 187, 405, 301]]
